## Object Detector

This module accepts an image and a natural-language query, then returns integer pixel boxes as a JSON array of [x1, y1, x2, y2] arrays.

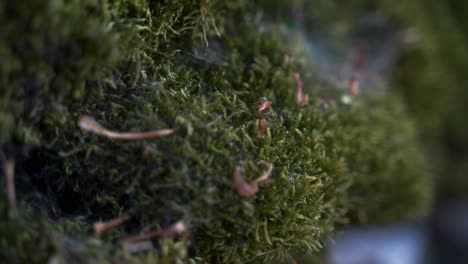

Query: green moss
[[334, 98, 431, 224], [0, 0, 431, 263], [0, 195, 191, 264], [0, 201, 55, 263]]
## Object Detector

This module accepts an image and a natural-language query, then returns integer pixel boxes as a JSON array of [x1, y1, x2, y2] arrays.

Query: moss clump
[[1, 0, 431, 263], [0, 190, 191, 264], [333, 97, 431, 224], [0, 201, 55, 263]]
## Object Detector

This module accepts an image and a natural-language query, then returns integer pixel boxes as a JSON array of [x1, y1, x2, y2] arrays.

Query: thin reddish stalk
[[79, 116, 175, 140], [3, 160, 15, 212], [294, 73, 309, 106], [258, 100, 272, 113], [120, 221, 186, 243], [257, 118, 267, 140], [234, 166, 258, 196], [253, 163, 274, 185], [94, 215, 129, 234], [352, 42, 368, 71], [256, 100, 272, 139], [295, 73, 303, 103], [196, 115, 223, 128], [346, 42, 367, 98], [347, 75, 360, 97], [234, 163, 274, 197]]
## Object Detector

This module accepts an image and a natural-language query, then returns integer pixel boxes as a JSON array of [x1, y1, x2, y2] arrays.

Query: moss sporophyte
[[294, 73, 309, 106], [120, 221, 186, 243], [79, 116, 176, 140], [256, 100, 272, 139], [94, 215, 129, 234], [3, 160, 15, 214], [234, 162, 274, 197]]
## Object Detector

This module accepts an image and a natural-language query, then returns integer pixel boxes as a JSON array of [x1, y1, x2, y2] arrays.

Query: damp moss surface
[[1, 0, 431, 263]]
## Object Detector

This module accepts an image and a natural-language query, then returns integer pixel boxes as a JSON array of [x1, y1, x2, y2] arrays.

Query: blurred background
[[261, 0, 468, 263]]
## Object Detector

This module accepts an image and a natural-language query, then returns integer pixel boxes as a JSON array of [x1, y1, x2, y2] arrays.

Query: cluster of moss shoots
[[0, 0, 430, 263]]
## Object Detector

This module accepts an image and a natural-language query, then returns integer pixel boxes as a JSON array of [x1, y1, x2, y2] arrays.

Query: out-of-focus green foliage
[[378, 0, 468, 202]]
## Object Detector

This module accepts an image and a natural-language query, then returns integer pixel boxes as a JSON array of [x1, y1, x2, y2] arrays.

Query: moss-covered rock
[[0, 0, 431, 263]]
